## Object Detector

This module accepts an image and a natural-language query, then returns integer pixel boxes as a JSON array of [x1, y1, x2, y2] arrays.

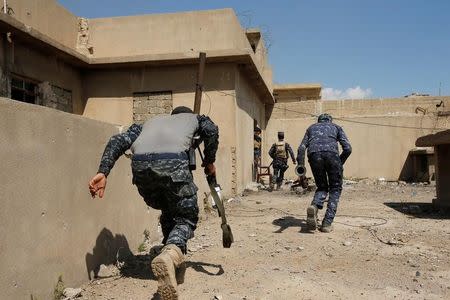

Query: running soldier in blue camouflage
[[269, 131, 296, 190], [89, 106, 218, 300], [297, 113, 352, 233]]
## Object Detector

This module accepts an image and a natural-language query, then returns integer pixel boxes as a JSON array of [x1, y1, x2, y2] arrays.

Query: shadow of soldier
[[85, 227, 133, 280], [272, 216, 312, 233]]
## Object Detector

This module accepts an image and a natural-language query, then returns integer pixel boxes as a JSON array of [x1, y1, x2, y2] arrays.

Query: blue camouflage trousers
[[272, 158, 289, 185], [308, 151, 343, 224], [131, 158, 199, 254]]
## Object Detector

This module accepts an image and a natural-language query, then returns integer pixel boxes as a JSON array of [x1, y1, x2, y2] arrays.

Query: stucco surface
[[7, 0, 79, 50], [89, 9, 249, 59], [82, 63, 250, 197], [266, 114, 449, 181], [0, 98, 158, 300]]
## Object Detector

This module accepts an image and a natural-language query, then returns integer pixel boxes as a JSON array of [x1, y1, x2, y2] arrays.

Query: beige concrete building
[[416, 129, 450, 208], [273, 83, 322, 102], [0, 0, 274, 197], [265, 96, 450, 181], [0, 1, 274, 299]]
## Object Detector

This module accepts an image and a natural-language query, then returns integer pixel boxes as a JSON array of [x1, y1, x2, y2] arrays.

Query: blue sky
[[59, 0, 450, 98]]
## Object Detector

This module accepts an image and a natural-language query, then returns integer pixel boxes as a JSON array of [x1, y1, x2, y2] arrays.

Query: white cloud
[[322, 86, 373, 100]]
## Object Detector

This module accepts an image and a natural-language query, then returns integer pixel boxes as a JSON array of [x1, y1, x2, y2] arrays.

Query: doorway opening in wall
[[253, 119, 262, 181], [10, 75, 37, 104]]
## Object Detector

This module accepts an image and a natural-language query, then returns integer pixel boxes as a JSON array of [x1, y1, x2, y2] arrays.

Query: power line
[[209, 89, 448, 131], [273, 106, 449, 131]]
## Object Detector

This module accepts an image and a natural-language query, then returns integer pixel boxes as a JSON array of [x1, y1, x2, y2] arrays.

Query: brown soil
[[79, 182, 450, 300]]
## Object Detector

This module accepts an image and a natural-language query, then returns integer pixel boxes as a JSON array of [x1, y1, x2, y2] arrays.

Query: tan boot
[[151, 244, 184, 300]]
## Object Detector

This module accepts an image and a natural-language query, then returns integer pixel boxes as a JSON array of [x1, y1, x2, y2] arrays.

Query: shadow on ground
[[85, 228, 134, 280], [272, 216, 313, 233], [119, 246, 224, 279], [384, 202, 450, 219]]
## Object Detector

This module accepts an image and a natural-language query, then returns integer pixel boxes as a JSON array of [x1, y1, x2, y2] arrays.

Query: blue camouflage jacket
[[297, 120, 352, 166]]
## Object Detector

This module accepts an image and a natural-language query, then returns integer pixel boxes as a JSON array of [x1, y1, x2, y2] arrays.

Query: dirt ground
[[78, 181, 450, 300]]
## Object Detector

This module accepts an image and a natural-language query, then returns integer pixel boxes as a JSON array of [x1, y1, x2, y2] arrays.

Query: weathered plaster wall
[[265, 97, 450, 180], [82, 63, 238, 197], [0, 98, 158, 300], [88, 9, 250, 58], [235, 68, 266, 192], [7, 0, 79, 49], [0, 35, 83, 113]]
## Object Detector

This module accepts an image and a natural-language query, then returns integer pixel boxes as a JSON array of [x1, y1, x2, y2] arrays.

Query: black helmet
[[318, 113, 332, 123], [171, 106, 194, 115]]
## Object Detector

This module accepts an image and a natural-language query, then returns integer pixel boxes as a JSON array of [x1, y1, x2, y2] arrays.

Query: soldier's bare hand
[[89, 173, 107, 198], [203, 163, 216, 176]]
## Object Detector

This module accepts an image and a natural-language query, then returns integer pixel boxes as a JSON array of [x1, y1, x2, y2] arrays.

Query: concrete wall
[[235, 69, 266, 192], [89, 9, 251, 58], [272, 96, 450, 119], [7, 0, 79, 50], [0, 98, 158, 300], [435, 144, 450, 208], [0, 35, 84, 113], [82, 63, 240, 197], [265, 97, 450, 180]]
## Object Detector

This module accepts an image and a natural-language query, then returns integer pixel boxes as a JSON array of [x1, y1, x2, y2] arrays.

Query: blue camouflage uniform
[[97, 113, 218, 253], [297, 115, 352, 225], [269, 141, 295, 186]]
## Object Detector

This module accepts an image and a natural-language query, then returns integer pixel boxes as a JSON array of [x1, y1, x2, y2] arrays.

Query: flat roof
[[416, 129, 450, 147], [273, 83, 322, 91], [0, 13, 274, 104]]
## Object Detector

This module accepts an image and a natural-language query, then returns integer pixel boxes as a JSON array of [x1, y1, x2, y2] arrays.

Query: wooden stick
[[193, 52, 206, 114]]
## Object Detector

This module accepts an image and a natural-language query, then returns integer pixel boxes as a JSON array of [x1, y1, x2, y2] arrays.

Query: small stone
[[297, 246, 305, 251], [284, 246, 291, 250], [416, 271, 421, 277], [248, 233, 257, 237], [97, 264, 118, 278], [213, 295, 223, 300], [343, 241, 352, 246], [63, 287, 82, 299]]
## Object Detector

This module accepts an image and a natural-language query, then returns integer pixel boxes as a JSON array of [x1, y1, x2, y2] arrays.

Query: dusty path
[[79, 182, 450, 299]]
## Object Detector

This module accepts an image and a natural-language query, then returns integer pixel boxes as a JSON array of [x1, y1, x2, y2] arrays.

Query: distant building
[[273, 83, 322, 102], [416, 129, 450, 208]]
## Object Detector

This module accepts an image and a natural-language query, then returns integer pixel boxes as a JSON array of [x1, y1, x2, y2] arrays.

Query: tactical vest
[[275, 142, 287, 159]]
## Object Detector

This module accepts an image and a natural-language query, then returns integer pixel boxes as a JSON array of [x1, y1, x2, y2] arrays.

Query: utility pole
[[193, 52, 206, 114]]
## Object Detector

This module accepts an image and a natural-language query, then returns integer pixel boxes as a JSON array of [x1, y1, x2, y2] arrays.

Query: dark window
[[11, 76, 37, 104]]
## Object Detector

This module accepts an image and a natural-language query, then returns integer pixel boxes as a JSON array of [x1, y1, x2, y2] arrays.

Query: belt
[[132, 152, 188, 161]]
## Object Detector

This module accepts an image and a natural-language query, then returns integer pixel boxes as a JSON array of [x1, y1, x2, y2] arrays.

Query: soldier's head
[[171, 106, 194, 115], [277, 131, 284, 141], [254, 126, 261, 136], [318, 113, 332, 123]]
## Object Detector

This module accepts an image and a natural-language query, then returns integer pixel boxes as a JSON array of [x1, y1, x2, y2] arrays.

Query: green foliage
[[137, 242, 146, 252], [53, 275, 65, 300]]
